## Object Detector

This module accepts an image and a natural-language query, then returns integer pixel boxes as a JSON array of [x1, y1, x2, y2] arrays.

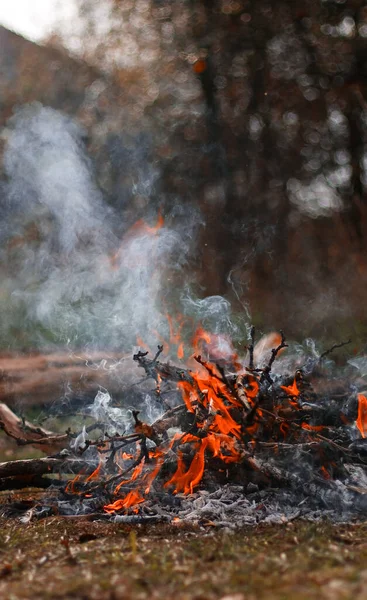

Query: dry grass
[[0, 501, 366, 600]]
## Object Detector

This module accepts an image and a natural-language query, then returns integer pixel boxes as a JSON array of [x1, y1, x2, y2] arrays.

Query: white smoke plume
[[1, 104, 189, 351]]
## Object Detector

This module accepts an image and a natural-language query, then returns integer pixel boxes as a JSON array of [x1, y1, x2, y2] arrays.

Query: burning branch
[[261, 331, 288, 383]]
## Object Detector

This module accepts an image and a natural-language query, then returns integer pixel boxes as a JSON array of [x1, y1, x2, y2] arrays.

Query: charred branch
[[0, 352, 128, 407], [247, 325, 256, 371], [194, 355, 225, 383], [132, 410, 161, 446], [0, 475, 65, 491], [133, 350, 194, 384], [261, 331, 288, 383]]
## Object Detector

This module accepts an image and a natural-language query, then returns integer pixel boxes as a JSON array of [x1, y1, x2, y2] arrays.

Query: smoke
[[4, 104, 109, 252], [182, 294, 238, 336], [1, 104, 190, 351], [88, 390, 133, 435], [0, 102, 253, 362]]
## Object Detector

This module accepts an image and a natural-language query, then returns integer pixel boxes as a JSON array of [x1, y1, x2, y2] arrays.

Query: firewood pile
[[1, 328, 367, 527]]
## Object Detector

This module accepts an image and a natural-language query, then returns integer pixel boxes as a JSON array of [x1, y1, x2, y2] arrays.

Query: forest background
[[1, 0, 367, 352]]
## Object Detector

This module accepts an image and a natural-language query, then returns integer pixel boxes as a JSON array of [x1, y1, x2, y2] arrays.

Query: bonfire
[[0, 325, 367, 527]]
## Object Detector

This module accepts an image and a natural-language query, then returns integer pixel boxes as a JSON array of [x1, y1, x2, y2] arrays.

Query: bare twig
[[153, 345, 164, 362], [319, 339, 352, 362]]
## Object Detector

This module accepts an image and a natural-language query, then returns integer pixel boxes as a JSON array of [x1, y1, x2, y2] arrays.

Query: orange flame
[[67, 336, 260, 510], [166, 313, 186, 359], [245, 408, 263, 437], [136, 337, 153, 355], [242, 375, 260, 401], [356, 393, 367, 438], [192, 372, 243, 438], [192, 328, 241, 370], [281, 378, 300, 397], [177, 380, 198, 413], [164, 431, 241, 495], [104, 490, 145, 513], [73, 327, 326, 512], [164, 438, 207, 494], [65, 473, 82, 494], [206, 432, 242, 463], [280, 422, 289, 438], [192, 327, 211, 353], [144, 454, 164, 495], [114, 459, 145, 494], [85, 461, 103, 482]]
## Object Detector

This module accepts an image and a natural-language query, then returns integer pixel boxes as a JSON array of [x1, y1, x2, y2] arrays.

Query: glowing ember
[[301, 423, 326, 432], [320, 465, 331, 480], [356, 393, 367, 438]]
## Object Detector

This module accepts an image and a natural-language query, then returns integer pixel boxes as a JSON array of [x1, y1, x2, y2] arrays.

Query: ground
[[1, 426, 367, 600], [0, 503, 366, 600]]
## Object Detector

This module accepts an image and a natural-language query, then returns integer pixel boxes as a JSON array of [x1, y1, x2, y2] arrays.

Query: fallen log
[[0, 350, 130, 407], [0, 475, 63, 491], [0, 457, 93, 479]]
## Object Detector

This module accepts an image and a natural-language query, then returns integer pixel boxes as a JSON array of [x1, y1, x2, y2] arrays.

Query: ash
[[108, 467, 367, 528], [106, 474, 367, 528], [172, 481, 366, 528], [9, 479, 366, 528]]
